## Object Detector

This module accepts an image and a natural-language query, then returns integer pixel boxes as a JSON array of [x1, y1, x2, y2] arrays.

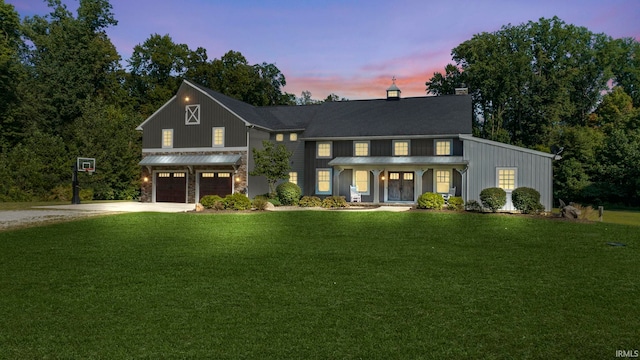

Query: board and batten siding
[[462, 137, 554, 210], [142, 83, 247, 149], [247, 128, 270, 198]]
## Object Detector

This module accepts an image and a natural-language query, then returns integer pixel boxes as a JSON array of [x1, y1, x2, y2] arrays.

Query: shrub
[[479, 187, 507, 212], [299, 196, 322, 207], [200, 195, 224, 210], [512, 187, 544, 214], [447, 196, 464, 211], [223, 193, 252, 210], [268, 198, 282, 206], [48, 185, 93, 202], [417, 192, 444, 210], [321, 196, 347, 208], [465, 200, 483, 212], [276, 182, 302, 205], [252, 196, 269, 210]]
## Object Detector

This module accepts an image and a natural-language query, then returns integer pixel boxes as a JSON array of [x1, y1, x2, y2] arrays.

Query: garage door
[[155, 172, 187, 202], [199, 172, 232, 199]]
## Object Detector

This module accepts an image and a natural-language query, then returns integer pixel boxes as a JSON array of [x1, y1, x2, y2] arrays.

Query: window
[[389, 172, 400, 180], [497, 168, 517, 191], [316, 169, 331, 194], [404, 173, 414, 181], [354, 142, 369, 156], [436, 170, 450, 193], [435, 140, 452, 155], [289, 133, 298, 142], [289, 172, 298, 185], [317, 142, 332, 158], [213, 127, 224, 147], [275, 133, 284, 142], [158, 172, 170, 178], [354, 170, 369, 193], [201, 173, 215, 178], [218, 173, 231, 178], [185, 104, 200, 125], [393, 140, 410, 156], [162, 129, 173, 148], [174, 172, 185, 178]]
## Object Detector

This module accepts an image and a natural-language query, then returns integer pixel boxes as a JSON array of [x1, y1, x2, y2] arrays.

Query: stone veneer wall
[[140, 150, 248, 203]]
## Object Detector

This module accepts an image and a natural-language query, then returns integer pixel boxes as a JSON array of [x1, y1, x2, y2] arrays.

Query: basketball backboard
[[77, 157, 96, 173]]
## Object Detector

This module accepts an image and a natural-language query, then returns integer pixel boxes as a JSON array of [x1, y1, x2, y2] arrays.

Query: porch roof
[[139, 154, 242, 166], [328, 156, 468, 167]]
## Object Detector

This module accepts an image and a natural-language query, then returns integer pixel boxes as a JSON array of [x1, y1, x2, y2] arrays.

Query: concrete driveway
[[0, 202, 194, 231]]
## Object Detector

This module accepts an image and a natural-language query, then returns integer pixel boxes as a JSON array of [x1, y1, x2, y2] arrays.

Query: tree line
[[1, 1, 638, 207], [426, 17, 640, 207]]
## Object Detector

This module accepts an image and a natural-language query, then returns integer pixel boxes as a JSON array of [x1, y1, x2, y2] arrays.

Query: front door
[[388, 172, 414, 201]]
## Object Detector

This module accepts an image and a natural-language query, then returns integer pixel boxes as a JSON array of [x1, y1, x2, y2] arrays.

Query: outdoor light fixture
[[381, 175, 385, 181], [143, 176, 149, 183], [235, 177, 241, 182], [185, 96, 190, 102]]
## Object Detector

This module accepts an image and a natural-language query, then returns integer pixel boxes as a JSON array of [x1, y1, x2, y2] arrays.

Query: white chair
[[350, 185, 362, 202], [442, 187, 456, 204]]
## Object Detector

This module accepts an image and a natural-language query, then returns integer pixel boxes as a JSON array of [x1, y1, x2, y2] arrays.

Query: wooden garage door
[[199, 172, 232, 198], [155, 172, 187, 203]]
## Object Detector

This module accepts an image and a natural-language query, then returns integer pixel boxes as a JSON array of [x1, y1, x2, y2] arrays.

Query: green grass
[[0, 211, 638, 359], [0, 200, 130, 211]]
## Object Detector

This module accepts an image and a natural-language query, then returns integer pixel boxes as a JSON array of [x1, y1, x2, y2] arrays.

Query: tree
[[249, 140, 292, 194], [0, 0, 24, 145], [425, 64, 465, 96]]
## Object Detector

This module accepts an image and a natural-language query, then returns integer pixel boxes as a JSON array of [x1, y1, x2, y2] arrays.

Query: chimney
[[454, 83, 468, 95]]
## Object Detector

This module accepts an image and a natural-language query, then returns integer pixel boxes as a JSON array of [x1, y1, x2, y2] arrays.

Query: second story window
[[275, 133, 284, 142], [162, 129, 173, 148], [317, 142, 332, 158], [435, 140, 452, 155], [213, 127, 224, 147], [289, 133, 298, 141], [393, 140, 410, 156], [185, 104, 200, 125], [354, 141, 369, 156]]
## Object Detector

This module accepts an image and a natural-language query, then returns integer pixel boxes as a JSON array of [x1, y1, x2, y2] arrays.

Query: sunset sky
[[11, 0, 640, 100]]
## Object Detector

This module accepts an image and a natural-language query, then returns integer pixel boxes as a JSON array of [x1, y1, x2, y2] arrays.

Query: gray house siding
[[304, 141, 333, 197], [422, 169, 433, 193], [371, 140, 392, 156], [463, 138, 553, 210], [142, 83, 247, 149], [267, 132, 305, 195], [247, 128, 270, 197]]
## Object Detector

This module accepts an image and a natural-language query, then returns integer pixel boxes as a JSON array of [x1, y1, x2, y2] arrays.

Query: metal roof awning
[[139, 154, 242, 166], [328, 156, 468, 167]]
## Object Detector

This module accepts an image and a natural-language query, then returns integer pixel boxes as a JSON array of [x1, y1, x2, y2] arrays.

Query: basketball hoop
[[84, 168, 94, 175]]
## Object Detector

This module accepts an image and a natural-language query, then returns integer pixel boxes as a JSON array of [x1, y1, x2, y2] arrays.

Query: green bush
[[321, 196, 347, 208], [512, 187, 544, 214], [465, 200, 483, 212], [48, 184, 93, 202], [447, 196, 464, 211], [252, 196, 269, 210], [417, 192, 444, 210], [200, 195, 225, 210], [299, 196, 322, 207], [480, 187, 507, 212], [276, 182, 302, 205], [223, 193, 252, 210], [268, 198, 282, 206]]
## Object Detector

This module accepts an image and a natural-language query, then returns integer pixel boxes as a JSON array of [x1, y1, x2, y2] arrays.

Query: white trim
[[434, 169, 452, 194], [434, 139, 452, 156], [315, 168, 332, 195], [496, 167, 517, 191], [303, 134, 467, 141], [143, 146, 247, 153], [185, 104, 200, 125], [195, 170, 235, 203], [392, 140, 411, 156], [352, 170, 370, 195], [460, 134, 555, 158], [152, 170, 189, 203], [136, 96, 177, 130]]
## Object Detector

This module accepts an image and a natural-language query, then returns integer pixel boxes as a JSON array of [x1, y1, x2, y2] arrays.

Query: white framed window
[[435, 140, 452, 156], [317, 142, 332, 158], [162, 129, 173, 148], [213, 127, 224, 147], [354, 170, 369, 194], [393, 140, 410, 156], [289, 172, 298, 185], [497, 168, 517, 191], [275, 133, 284, 142], [436, 170, 450, 193], [185, 104, 200, 125], [354, 141, 369, 156], [316, 169, 332, 194], [289, 133, 298, 142]]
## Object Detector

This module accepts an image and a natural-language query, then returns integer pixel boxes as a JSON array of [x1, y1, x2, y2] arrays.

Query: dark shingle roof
[[188, 81, 472, 136]]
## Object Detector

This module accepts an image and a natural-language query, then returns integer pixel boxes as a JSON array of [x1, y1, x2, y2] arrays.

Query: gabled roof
[[137, 80, 473, 137]]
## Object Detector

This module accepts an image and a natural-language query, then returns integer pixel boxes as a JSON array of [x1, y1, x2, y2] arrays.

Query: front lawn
[[0, 211, 638, 358]]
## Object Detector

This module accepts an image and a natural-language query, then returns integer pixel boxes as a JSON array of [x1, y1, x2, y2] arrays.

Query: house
[[136, 80, 554, 210]]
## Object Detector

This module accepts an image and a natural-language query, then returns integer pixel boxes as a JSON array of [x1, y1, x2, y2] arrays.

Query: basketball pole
[[72, 162, 80, 205]]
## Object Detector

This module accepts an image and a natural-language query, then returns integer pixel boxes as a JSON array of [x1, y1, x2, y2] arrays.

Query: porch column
[[415, 170, 425, 199], [372, 169, 382, 204], [456, 167, 468, 203], [333, 168, 343, 196]]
